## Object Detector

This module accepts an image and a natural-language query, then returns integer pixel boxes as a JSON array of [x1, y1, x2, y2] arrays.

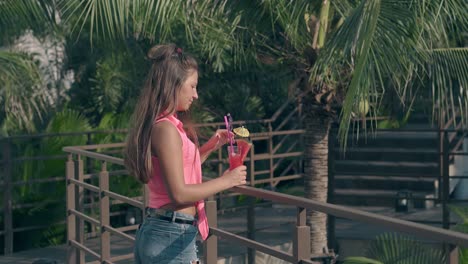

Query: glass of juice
[[227, 145, 243, 170]]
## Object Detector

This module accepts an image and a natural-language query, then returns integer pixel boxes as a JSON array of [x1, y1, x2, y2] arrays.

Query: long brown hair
[[124, 44, 198, 183]]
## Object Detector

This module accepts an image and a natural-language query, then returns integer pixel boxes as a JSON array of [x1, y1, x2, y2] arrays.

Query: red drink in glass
[[229, 154, 243, 170], [228, 146, 243, 170], [227, 140, 252, 170]]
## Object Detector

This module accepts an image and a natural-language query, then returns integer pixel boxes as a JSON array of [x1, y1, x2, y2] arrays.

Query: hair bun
[[147, 44, 177, 61]]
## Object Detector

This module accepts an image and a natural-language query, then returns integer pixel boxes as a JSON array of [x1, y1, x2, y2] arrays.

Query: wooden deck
[[0, 205, 459, 264]]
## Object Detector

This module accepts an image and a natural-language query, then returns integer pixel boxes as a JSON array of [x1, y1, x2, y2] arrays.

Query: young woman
[[124, 44, 247, 264]]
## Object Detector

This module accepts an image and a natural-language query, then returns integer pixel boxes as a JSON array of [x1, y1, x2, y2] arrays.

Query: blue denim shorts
[[134, 208, 199, 264]]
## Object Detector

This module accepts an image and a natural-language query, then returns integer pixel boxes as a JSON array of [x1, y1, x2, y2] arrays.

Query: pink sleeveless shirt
[[148, 114, 209, 240]]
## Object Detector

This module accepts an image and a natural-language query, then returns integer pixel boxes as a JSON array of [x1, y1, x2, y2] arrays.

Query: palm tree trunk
[[303, 109, 332, 256]]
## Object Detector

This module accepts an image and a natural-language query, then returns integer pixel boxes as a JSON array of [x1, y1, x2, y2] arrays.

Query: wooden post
[[204, 200, 218, 264], [99, 161, 110, 262], [3, 139, 13, 255], [437, 129, 443, 202], [86, 133, 92, 174], [268, 122, 274, 184], [447, 245, 459, 264], [217, 125, 224, 208], [294, 207, 310, 262], [441, 132, 454, 262], [442, 132, 450, 230], [86, 132, 96, 236], [66, 154, 77, 264], [327, 125, 336, 251], [250, 141, 255, 185], [248, 144, 256, 264], [75, 156, 85, 264]]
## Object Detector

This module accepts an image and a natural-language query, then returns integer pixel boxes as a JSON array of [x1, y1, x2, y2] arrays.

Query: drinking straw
[[224, 115, 234, 150]]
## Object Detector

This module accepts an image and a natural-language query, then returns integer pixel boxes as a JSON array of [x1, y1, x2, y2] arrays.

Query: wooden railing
[[0, 130, 127, 255], [0, 99, 303, 255], [62, 126, 307, 263], [63, 140, 468, 264], [5, 101, 468, 257]]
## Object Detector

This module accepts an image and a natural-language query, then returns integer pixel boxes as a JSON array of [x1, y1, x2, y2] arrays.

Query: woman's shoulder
[[153, 119, 184, 142], [153, 120, 178, 136]]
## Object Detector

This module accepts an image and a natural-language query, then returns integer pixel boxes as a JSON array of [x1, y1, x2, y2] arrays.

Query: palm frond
[[313, 0, 414, 148], [89, 55, 129, 116], [415, 0, 468, 48], [0, 0, 56, 43], [367, 232, 445, 264], [342, 256, 383, 264], [42, 109, 91, 155], [59, 0, 246, 72], [0, 51, 46, 134], [312, 0, 467, 148], [59, 0, 131, 45], [131, 0, 181, 42], [429, 48, 468, 128], [331, 0, 358, 19], [183, 0, 246, 72], [259, 0, 313, 52]]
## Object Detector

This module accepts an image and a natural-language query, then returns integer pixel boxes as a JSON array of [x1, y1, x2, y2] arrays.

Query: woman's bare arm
[[152, 122, 246, 205], [199, 129, 231, 163]]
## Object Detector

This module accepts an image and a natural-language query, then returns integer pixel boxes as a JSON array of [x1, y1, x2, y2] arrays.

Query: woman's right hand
[[222, 165, 247, 187]]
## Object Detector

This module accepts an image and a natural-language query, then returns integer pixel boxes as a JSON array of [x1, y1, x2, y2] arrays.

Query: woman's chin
[[176, 106, 191, 112]]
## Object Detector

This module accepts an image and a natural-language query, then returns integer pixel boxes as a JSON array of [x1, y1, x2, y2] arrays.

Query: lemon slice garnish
[[233, 126, 250, 137]]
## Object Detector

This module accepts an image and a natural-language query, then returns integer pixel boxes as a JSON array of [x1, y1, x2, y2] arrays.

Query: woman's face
[[176, 70, 199, 111]]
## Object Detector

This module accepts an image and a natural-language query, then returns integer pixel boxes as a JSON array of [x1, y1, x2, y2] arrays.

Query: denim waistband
[[145, 207, 197, 225]]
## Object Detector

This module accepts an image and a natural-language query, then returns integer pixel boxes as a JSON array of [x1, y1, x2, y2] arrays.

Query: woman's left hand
[[206, 129, 233, 151]]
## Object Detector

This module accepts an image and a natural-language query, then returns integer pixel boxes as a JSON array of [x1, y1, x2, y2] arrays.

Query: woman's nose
[[193, 89, 199, 99]]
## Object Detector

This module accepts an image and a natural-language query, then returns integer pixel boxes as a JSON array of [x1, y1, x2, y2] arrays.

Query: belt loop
[[171, 211, 176, 222]]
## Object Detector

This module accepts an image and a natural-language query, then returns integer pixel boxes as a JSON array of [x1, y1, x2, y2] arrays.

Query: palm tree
[[56, 0, 468, 257], [3, 0, 467, 258], [0, 0, 59, 134]]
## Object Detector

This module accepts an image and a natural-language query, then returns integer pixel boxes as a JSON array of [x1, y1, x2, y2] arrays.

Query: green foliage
[[449, 205, 468, 263], [344, 232, 445, 264], [343, 257, 383, 264], [376, 119, 403, 130], [368, 233, 445, 263], [259, 0, 315, 51], [1, 0, 467, 254], [0, 51, 46, 135], [40, 109, 92, 182], [93, 112, 129, 144], [66, 42, 146, 126], [11, 110, 92, 249], [89, 56, 130, 116], [310, 0, 468, 148], [43, 110, 92, 148], [0, 0, 56, 44]]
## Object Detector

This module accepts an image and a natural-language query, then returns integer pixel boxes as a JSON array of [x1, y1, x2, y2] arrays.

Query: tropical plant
[[0, 51, 46, 135], [223, 0, 467, 254], [449, 205, 468, 262], [1, 0, 467, 258], [7, 109, 92, 251], [0, 0, 59, 134], [33, 0, 468, 256], [343, 232, 445, 264]]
